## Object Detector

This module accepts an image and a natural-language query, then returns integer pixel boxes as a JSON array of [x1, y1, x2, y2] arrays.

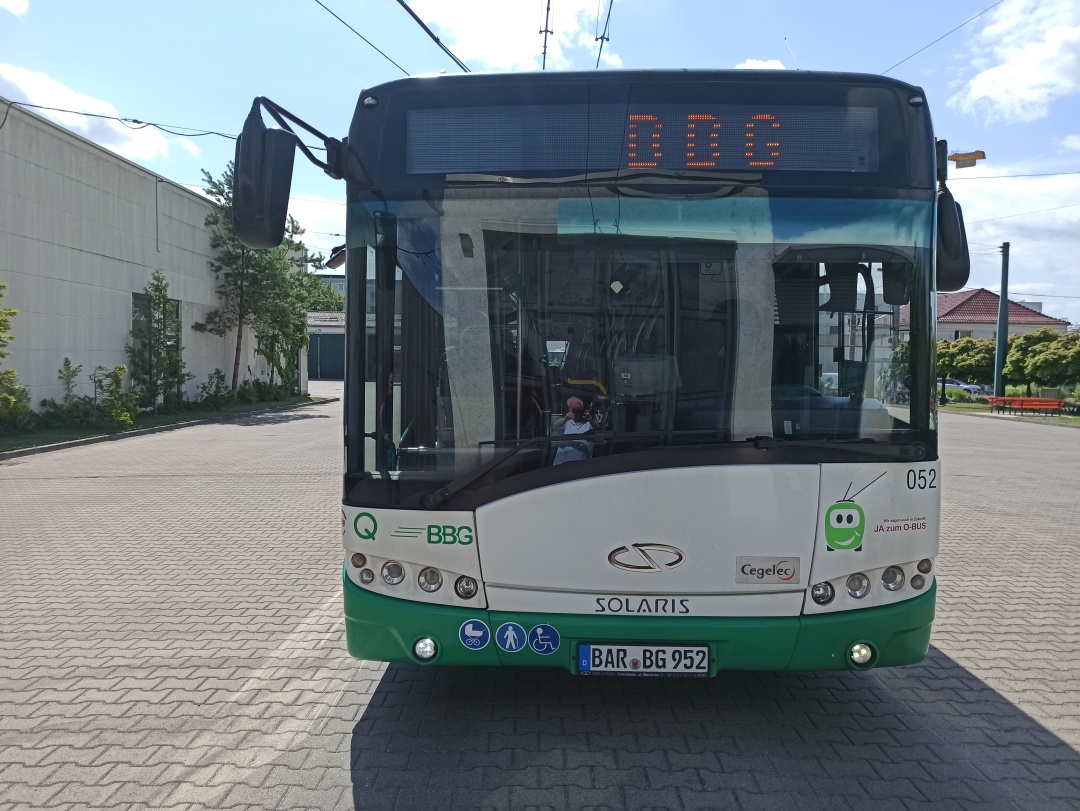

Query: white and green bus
[[233, 70, 970, 676]]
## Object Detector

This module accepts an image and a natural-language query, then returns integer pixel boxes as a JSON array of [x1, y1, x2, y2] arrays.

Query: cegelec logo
[[735, 557, 800, 584]]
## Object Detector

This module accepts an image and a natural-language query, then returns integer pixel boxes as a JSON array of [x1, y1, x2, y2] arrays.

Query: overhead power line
[[969, 202, 1080, 224], [595, 0, 614, 69], [313, 0, 410, 76], [949, 171, 1080, 180], [394, 0, 470, 73], [881, 0, 1006, 75]]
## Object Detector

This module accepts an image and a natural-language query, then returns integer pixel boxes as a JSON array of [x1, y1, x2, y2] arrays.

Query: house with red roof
[[876, 288, 1070, 342]]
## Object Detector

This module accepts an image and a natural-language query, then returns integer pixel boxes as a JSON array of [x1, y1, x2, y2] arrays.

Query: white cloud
[[0, 64, 170, 162], [178, 136, 201, 157], [1062, 134, 1080, 151], [951, 165, 1080, 324], [949, 0, 1080, 123], [735, 59, 786, 70], [407, 0, 621, 71], [0, 0, 29, 17]]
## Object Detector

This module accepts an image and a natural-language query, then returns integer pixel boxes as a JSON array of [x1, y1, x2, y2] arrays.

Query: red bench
[[988, 396, 1065, 415]]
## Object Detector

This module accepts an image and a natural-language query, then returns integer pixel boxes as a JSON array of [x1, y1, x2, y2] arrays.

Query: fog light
[[381, 561, 405, 585], [358, 568, 374, 584], [910, 574, 926, 590], [811, 582, 835, 605], [414, 638, 437, 660], [455, 575, 478, 599], [350, 552, 367, 568], [850, 643, 873, 665], [418, 567, 443, 593], [846, 573, 871, 599], [917, 558, 932, 574], [882, 566, 905, 591]]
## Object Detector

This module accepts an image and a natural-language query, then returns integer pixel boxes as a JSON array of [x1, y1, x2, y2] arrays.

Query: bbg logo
[[427, 525, 474, 545]]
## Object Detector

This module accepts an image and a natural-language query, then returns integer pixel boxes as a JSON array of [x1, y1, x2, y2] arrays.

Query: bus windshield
[[352, 184, 934, 494]]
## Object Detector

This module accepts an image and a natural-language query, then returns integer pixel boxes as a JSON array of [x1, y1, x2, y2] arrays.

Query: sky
[[1, 0, 1079, 322]]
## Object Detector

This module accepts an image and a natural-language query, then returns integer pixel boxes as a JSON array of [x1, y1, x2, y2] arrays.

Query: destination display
[[406, 103, 878, 175]]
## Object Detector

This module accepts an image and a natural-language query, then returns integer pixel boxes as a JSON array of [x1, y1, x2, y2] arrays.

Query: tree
[[1026, 332, 1080, 390], [307, 276, 345, 312], [1004, 328, 1061, 395], [951, 337, 996, 387], [126, 271, 193, 411], [936, 339, 959, 380], [196, 165, 279, 393], [0, 281, 14, 361]]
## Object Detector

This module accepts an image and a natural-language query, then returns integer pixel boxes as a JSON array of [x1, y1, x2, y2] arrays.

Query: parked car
[[937, 378, 981, 394]]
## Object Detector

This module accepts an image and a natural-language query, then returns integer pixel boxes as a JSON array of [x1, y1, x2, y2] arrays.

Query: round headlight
[[414, 638, 437, 660], [381, 561, 405, 585], [917, 558, 933, 574], [418, 567, 443, 593], [850, 643, 873, 665], [882, 566, 905, 591], [358, 568, 374, 584], [846, 573, 871, 599], [454, 575, 479, 599], [350, 552, 367, 568], [811, 582, 835, 605], [910, 574, 926, 590]]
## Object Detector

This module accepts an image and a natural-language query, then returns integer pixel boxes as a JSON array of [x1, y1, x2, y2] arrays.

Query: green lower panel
[[343, 570, 935, 672]]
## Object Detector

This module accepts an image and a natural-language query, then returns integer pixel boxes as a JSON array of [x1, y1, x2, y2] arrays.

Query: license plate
[[577, 644, 709, 676]]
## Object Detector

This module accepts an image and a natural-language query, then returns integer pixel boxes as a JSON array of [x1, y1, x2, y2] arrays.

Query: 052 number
[[906, 468, 937, 490]]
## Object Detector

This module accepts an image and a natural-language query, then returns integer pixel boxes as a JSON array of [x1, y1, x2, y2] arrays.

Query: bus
[[233, 70, 970, 676]]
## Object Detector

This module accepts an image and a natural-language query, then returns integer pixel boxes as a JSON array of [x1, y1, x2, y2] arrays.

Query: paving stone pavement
[[1, 395, 1079, 810]]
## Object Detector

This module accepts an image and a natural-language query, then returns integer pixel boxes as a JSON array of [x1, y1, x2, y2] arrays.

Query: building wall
[[0, 102, 264, 407], [937, 322, 1068, 341]]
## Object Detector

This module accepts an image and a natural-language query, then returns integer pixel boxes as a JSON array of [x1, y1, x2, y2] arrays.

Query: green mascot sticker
[[824, 501, 864, 552]]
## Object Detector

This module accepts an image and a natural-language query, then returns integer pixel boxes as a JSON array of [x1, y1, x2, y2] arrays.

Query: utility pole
[[993, 241, 1010, 396], [540, 1, 553, 70]]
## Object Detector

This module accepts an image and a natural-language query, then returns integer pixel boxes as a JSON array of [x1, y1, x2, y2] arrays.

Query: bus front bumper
[[343, 571, 935, 673]]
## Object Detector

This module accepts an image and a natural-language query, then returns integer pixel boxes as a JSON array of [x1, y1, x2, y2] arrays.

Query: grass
[[0, 396, 327, 453], [939, 400, 1080, 428]]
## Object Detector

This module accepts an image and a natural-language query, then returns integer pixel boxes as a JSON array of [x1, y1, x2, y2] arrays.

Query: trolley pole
[[993, 241, 1010, 397]]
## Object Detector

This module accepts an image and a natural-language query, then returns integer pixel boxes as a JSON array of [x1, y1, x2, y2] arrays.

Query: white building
[[0, 99, 265, 408]]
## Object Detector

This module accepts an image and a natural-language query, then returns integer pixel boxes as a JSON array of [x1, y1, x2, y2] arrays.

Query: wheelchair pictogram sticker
[[528, 624, 560, 655], [458, 620, 490, 650]]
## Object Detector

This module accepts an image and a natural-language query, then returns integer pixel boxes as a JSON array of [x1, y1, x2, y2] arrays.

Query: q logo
[[353, 512, 378, 541]]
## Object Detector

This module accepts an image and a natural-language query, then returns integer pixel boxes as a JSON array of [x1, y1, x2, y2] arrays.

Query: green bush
[[946, 389, 988, 404], [252, 378, 288, 402], [236, 379, 260, 404], [39, 358, 96, 427], [96, 364, 139, 429], [196, 368, 231, 410], [0, 368, 36, 433]]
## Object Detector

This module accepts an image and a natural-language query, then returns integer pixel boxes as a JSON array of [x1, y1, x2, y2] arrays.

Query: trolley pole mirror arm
[[232, 96, 346, 250]]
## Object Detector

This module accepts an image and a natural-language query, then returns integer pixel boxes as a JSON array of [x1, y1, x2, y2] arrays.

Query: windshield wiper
[[421, 428, 738, 509], [750, 437, 928, 460]]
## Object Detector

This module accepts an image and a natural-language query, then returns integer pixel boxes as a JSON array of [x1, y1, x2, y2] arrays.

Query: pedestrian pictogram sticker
[[496, 622, 527, 653]]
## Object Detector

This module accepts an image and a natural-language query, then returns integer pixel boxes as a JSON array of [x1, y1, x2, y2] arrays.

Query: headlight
[[455, 575, 478, 599], [846, 573, 871, 599], [850, 643, 873, 665], [881, 566, 905, 591], [358, 568, 374, 584], [810, 582, 835, 605], [917, 558, 932, 574], [418, 567, 443, 593], [910, 574, 926, 590], [381, 561, 405, 585], [414, 638, 437, 660]]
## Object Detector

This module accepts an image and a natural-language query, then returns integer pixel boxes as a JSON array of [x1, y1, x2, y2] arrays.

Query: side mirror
[[936, 186, 970, 292], [881, 263, 910, 305], [232, 100, 297, 249]]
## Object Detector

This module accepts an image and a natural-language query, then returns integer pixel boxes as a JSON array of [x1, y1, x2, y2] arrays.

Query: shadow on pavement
[[229, 410, 333, 428], [350, 646, 1080, 809]]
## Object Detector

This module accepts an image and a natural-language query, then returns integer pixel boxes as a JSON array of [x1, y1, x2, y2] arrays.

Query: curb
[[0, 397, 340, 461]]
